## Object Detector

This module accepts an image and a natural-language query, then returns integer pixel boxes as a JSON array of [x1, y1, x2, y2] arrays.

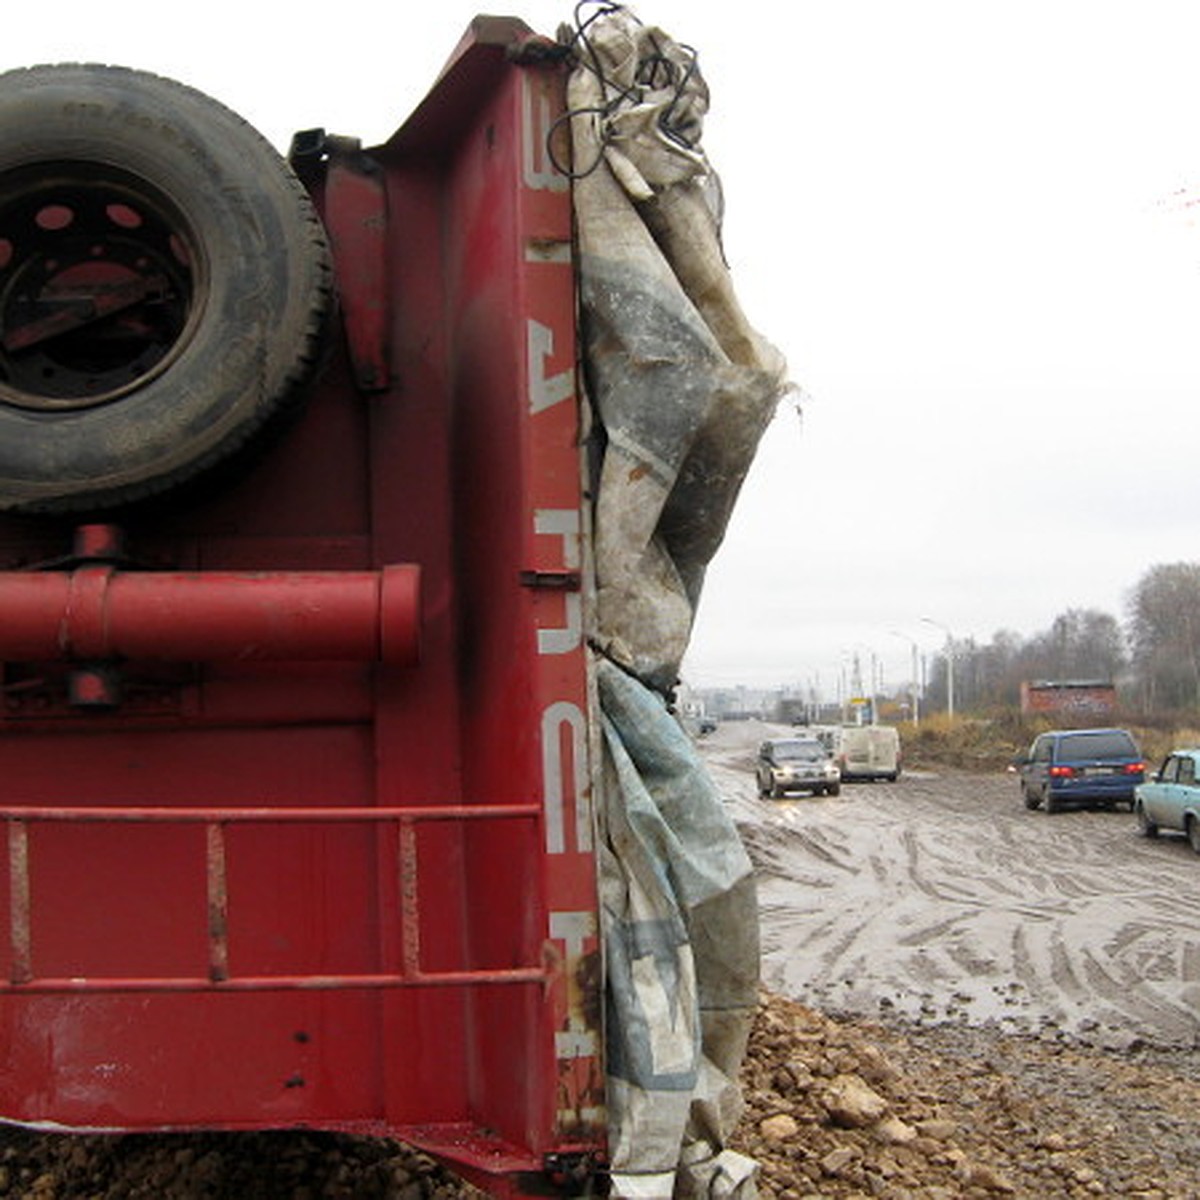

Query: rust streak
[[8, 820, 30, 985], [399, 820, 420, 976], [206, 822, 230, 983]]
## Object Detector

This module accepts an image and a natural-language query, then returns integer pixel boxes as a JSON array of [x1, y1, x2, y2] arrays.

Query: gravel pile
[[734, 991, 1200, 1198]]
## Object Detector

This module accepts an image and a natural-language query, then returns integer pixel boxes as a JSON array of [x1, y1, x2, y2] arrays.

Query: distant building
[[1020, 680, 1116, 718]]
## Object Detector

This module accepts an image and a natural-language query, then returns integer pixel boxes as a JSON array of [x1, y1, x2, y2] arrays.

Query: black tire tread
[[0, 63, 335, 513]]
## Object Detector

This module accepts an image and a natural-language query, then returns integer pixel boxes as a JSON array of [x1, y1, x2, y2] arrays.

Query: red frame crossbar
[[4, 803, 544, 992]]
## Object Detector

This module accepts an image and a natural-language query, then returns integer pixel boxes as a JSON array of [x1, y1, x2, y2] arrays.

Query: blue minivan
[[1016, 728, 1145, 813]]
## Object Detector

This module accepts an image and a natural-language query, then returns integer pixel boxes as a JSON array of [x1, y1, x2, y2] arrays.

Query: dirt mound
[[0, 1130, 479, 1199], [734, 991, 1200, 1198]]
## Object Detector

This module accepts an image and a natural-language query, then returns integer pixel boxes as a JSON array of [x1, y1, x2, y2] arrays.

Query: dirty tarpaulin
[[565, 5, 790, 1196]]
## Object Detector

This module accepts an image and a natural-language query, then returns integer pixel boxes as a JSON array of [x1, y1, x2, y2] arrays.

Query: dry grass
[[897, 711, 1200, 772]]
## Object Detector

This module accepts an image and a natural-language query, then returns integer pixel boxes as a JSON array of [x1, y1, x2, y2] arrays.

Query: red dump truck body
[[0, 18, 603, 1195]]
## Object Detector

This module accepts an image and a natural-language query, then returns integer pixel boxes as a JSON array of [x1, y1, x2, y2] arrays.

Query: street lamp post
[[921, 616, 954, 720]]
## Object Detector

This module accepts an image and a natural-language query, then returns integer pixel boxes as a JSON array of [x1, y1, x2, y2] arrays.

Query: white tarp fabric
[[565, 6, 789, 1196]]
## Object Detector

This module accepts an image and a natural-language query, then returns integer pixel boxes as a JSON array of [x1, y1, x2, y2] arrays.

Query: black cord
[[548, 2, 705, 181]]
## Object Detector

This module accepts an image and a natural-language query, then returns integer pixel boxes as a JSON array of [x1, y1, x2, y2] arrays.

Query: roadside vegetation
[[899, 710, 1200, 773]]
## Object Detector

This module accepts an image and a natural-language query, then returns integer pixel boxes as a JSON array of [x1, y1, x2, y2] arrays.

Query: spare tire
[[0, 64, 333, 513]]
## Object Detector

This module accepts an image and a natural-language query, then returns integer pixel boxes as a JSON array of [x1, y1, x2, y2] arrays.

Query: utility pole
[[890, 630, 921, 726], [921, 616, 955, 720]]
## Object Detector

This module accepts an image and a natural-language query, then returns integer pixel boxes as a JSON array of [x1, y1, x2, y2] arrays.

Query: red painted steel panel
[[0, 17, 603, 1195]]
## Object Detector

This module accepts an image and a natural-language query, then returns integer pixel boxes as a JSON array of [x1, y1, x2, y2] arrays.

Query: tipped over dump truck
[[0, 8, 786, 1195]]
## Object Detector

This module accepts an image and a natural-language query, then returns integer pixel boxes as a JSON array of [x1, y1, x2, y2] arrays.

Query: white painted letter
[[541, 702, 591, 854], [528, 320, 574, 415]]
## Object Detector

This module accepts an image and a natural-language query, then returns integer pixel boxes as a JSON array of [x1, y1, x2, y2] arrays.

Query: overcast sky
[[8, 2, 1200, 696]]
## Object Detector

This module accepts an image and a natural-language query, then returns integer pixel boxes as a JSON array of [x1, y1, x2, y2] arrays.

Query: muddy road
[[701, 720, 1200, 1050]]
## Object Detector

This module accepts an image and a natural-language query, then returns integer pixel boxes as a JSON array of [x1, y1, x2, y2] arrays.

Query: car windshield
[[773, 740, 824, 762], [1058, 731, 1136, 761]]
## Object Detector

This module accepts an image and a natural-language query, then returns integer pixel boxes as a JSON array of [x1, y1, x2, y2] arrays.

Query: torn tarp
[[566, 6, 790, 1196], [570, 6, 787, 697]]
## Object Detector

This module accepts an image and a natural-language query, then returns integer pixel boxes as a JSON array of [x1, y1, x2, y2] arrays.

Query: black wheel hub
[[0, 165, 199, 410]]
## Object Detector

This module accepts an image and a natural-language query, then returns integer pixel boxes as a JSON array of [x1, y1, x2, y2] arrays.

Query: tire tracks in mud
[[701, 725, 1200, 1049]]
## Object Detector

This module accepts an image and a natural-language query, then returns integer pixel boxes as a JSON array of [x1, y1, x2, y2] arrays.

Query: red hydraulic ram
[[0, 563, 420, 664]]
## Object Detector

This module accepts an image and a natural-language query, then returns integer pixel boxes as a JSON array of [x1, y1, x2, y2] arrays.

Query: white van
[[808, 724, 901, 782]]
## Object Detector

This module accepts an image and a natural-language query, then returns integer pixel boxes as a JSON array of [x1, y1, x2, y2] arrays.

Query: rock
[[759, 1113, 800, 1143], [773, 1062, 814, 1094], [874, 1114, 918, 1144], [918, 1118, 958, 1140], [856, 1043, 900, 1086], [823, 1073, 890, 1127], [819, 1146, 859, 1176], [957, 1158, 1016, 1192]]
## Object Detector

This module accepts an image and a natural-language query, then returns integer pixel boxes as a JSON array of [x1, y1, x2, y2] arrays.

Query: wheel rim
[[0, 162, 203, 411]]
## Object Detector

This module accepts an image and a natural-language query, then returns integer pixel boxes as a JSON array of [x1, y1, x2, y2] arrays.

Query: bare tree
[[1024, 607, 1125, 682], [1127, 562, 1200, 711], [923, 610, 1126, 715]]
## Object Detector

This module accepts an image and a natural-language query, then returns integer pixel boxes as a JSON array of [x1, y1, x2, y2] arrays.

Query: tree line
[[922, 562, 1200, 715]]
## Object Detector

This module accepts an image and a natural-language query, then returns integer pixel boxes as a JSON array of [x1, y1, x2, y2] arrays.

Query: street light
[[921, 616, 954, 720], [889, 630, 920, 726]]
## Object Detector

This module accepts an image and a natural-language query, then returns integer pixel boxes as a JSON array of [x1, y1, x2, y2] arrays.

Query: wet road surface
[[702, 720, 1200, 1049]]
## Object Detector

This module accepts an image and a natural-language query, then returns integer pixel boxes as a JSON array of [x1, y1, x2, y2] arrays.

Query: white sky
[[8, 1, 1200, 695]]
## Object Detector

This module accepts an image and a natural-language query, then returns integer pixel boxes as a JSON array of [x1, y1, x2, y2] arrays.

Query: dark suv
[[1016, 728, 1145, 813]]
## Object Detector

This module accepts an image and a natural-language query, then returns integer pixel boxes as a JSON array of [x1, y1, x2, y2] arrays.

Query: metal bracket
[[519, 570, 581, 591], [288, 129, 391, 394]]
